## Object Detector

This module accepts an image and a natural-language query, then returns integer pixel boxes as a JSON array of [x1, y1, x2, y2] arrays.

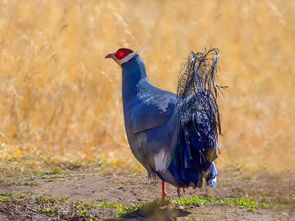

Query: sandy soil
[[0, 170, 294, 221]]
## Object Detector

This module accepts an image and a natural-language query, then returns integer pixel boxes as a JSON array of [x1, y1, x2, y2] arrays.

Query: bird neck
[[121, 55, 148, 101]]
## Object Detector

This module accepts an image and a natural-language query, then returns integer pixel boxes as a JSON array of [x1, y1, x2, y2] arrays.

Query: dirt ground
[[0, 169, 294, 221]]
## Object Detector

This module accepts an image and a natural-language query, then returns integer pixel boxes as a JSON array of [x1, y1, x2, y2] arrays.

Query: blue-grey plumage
[[121, 55, 178, 179], [105, 48, 221, 194]]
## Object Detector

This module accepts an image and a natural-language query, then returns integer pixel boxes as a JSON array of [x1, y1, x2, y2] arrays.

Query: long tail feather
[[177, 48, 222, 137], [171, 48, 223, 187]]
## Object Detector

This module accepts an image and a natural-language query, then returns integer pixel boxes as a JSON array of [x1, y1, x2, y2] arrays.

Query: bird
[[105, 48, 222, 200]]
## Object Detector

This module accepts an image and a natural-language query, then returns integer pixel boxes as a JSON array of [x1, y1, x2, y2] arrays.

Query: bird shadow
[[105, 200, 190, 221]]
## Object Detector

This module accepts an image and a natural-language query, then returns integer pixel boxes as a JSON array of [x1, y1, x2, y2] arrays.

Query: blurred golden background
[[0, 0, 294, 173]]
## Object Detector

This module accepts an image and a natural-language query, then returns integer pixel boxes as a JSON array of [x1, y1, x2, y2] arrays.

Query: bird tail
[[173, 48, 223, 188]]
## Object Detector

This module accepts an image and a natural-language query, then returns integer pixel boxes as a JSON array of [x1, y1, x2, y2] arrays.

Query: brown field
[[0, 0, 294, 173]]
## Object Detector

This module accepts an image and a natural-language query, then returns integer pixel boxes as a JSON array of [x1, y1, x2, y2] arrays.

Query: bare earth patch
[[0, 170, 294, 221]]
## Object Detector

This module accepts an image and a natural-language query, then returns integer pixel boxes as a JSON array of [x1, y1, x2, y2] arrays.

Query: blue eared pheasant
[[105, 48, 222, 200]]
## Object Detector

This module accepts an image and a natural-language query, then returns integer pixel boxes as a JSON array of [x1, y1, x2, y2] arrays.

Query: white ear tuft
[[137, 46, 145, 55]]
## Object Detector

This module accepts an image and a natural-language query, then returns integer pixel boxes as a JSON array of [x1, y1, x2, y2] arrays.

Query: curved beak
[[105, 53, 114, 59]]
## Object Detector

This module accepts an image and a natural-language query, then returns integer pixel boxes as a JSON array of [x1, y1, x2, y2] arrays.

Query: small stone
[[178, 205, 185, 210]]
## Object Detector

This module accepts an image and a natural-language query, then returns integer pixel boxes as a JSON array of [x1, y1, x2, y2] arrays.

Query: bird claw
[[177, 188, 181, 197], [162, 191, 168, 200], [177, 187, 186, 197]]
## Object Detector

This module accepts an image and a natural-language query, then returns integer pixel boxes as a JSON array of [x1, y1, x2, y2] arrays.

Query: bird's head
[[105, 48, 137, 66]]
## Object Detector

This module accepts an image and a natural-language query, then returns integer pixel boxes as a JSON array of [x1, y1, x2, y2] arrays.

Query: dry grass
[[0, 0, 294, 174]]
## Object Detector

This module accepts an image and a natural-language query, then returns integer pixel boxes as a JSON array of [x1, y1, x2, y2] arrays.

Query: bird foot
[[177, 188, 181, 197], [176, 187, 186, 197], [161, 181, 168, 200], [162, 191, 168, 200]]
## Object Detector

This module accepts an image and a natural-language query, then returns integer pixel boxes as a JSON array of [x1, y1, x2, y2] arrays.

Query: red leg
[[161, 181, 168, 200]]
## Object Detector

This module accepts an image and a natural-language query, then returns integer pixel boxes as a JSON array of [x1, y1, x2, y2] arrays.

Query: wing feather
[[128, 79, 177, 134]]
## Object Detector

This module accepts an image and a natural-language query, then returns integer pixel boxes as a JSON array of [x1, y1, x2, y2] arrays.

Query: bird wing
[[126, 79, 177, 134]]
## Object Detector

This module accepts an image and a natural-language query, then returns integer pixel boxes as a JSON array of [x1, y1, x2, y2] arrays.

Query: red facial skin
[[114, 48, 133, 59], [105, 48, 135, 68]]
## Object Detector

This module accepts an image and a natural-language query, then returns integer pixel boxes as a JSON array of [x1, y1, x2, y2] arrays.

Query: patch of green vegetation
[[258, 202, 285, 210], [34, 170, 68, 182], [115, 204, 144, 217], [98, 202, 121, 209], [71, 196, 284, 219], [30, 195, 71, 218], [233, 197, 284, 211], [238, 175, 250, 180], [72, 200, 94, 210], [0, 193, 101, 219], [235, 197, 257, 210], [34, 195, 68, 204], [170, 196, 212, 206], [98, 170, 111, 175], [216, 199, 236, 207], [36, 170, 63, 176], [48, 175, 64, 179], [0, 195, 10, 202], [23, 181, 38, 186], [72, 200, 144, 218], [40, 205, 57, 214], [35, 195, 55, 203], [170, 196, 285, 212], [0, 178, 38, 187], [11, 181, 38, 186], [72, 200, 101, 220], [53, 160, 83, 170], [0, 192, 27, 202]]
